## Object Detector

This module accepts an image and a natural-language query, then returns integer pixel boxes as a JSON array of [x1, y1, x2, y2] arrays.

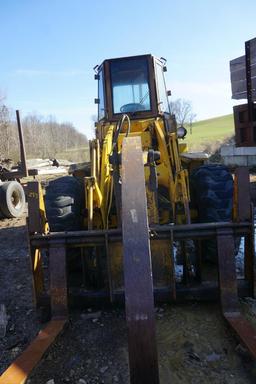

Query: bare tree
[[0, 103, 11, 157], [0, 89, 6, 104], [0, 100, 88, 162], [169, 99, 196, 130]]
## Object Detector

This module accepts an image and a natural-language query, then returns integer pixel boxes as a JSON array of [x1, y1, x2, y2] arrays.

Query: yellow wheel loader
[[1, 54, 256, 384]]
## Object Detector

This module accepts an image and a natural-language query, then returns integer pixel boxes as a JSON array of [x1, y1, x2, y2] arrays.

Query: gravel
[[1, 213, 256, 383]]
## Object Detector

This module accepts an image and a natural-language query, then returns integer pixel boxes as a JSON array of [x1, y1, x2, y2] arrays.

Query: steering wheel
[[120, 103, 146, 113]]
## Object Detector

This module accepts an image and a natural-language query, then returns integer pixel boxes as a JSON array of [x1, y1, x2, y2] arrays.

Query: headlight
[[177, 126, 187, 139]]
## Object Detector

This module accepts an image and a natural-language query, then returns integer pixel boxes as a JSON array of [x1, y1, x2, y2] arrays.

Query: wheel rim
[[11, 189, 22, 211]]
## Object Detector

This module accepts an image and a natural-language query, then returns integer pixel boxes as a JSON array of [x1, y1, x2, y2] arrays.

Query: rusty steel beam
[[0, 244, 69, 383], [27, 181, 45, 309], [49, 245, 68, 318], [217, 228, 256, 360], [234, 167, 251, 222], [225, 314, 256, 357], [68, 280, 251, 307], [245, 39, 254, 145], [29, 221, 251, 249], [16, 110, 28, 178], [0, 319, 67, 384], [217, 229, 239, 313], [122, 136, 159, 384], [31, 221, 250, 238], [235, 167, 255, 297]]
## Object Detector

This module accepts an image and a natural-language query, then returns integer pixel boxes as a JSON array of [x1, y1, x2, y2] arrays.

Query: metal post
[[122, 136, 159, 384], [245, 40, 254, 144], [16, 110, 28, 177]]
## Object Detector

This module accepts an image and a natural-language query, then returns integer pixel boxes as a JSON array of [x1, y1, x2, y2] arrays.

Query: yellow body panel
[[86, 116, 191, 229]]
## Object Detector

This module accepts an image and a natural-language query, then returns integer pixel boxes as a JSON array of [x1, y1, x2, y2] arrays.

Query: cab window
[[110, 57, 151, 114], [98, 68, 105, 120]]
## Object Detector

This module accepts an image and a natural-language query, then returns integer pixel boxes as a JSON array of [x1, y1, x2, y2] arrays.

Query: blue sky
[[1, 0, 256, 138]]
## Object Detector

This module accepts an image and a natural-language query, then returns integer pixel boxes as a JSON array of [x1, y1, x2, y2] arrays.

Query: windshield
[[110, 57, 151, 114]]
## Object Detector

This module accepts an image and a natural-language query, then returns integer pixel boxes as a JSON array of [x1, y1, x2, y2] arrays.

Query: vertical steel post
[[235, 167, 255, 296], [16, 110, 28, 177], [245, 40, 254, 144], [49, 245, 68, 318], [122, 136, 159, 384]]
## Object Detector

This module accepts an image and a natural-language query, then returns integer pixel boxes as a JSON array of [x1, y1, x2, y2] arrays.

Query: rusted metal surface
[[0, 244, 69, 383], [195, 240, 202, 282], [16, 110, 28, 178], [217, 229, 239, 313], [181, 240, 191, 285], [225, 314, 256, 358], [231, 38, 256, 146], [230, 37, 256, 101], [250, 203, 256, 298], [169, 229, 176, 300], [235, 167, 251, 222], [27, 181, 47, 234], [30, 221, 251, 248], [0, 319, 67, 384], [29, 245, 44, 308], [217, 228, 256, 360], [27, 181, 48, 308], [122, 136, 159, 384], [235, 168, 255, 296], [244, 205, 255, 292], [105, 234, 114, 302], [49, 245, 68, 318], [245, 39, 254, 139], [233, 104, 256, 147], [69, 280, 251, 307]]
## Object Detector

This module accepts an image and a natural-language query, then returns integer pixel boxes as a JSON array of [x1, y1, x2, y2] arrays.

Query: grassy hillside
[[185, 114, 234, 151], [55, 115, 235, 160]]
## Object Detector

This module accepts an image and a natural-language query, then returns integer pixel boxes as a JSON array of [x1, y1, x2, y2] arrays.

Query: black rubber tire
[[0, 181, 26, 218], [45, 176, 84, 232], [190, 164, 234, 261]]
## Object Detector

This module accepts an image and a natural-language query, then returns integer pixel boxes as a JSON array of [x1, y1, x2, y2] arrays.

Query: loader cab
[[95, 54, 171, 122]]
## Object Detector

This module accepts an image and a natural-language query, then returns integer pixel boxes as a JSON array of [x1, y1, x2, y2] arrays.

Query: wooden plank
[[230, 55, 246, 73], [230, 38, 256, 100], [230, 63, 256, 82], [231, 78, 256, 97], [230, 52, 256, 74], [232, 91, 256, 101], [231, 83, 256, 100]]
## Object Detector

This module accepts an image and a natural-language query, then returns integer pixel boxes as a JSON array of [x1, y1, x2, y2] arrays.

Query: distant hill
[[185, 114, 234, 152]]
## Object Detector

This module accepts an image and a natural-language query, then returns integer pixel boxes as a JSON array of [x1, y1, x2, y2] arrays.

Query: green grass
[[52, 115, 235, 159], [184, 114, 234, 151]]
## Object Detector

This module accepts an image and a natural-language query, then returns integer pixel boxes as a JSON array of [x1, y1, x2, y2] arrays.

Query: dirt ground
[[1, 213, 256, 384]]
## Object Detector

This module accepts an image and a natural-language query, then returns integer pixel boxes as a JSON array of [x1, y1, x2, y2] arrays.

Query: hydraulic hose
[[112, 114, 131, 151]]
